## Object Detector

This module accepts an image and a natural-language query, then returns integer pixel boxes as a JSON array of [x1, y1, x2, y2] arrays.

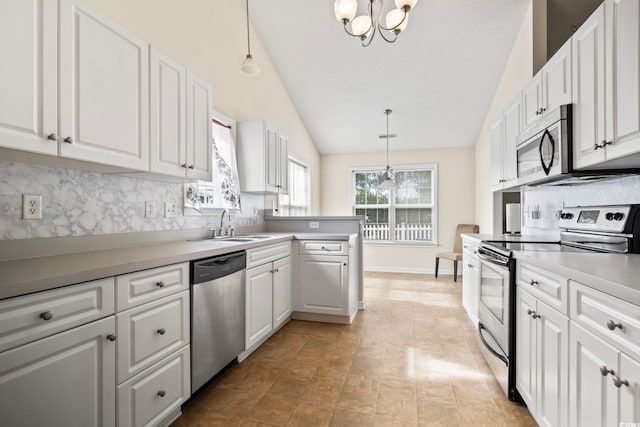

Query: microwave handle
[[538, 128, 555, 176]]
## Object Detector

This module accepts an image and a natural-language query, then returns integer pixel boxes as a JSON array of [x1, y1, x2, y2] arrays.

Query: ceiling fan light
[[351, 15, 373, 37], [386, 8, 408, 33], [241, 54, 261, 76], [334, 0, 358, 22], [394, 0, 417, 11]]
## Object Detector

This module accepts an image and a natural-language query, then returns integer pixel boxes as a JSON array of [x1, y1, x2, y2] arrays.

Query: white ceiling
[[249, 0, 530, 154]]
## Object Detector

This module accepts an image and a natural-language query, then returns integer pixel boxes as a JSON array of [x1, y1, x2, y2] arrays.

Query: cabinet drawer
[[118, 346, 190, 427], [117, 291, 189, 383], [246, 242, 291, 269], [116, 262, 189, 310], [570, 280, 640, 361], [517, 262, 568, 315], [299, 240, 348, 256], [0, 277, 115, 352]]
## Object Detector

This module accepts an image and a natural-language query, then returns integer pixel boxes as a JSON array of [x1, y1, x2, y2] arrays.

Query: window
[[352, 164, 437, 243], [279, 157, 310, 216]]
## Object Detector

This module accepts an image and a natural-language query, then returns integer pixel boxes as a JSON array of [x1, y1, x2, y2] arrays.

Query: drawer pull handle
[[40, 311, 54, 321], [600, 365, 614, 376], [613, 376, 629, 388], [47, 133, 58, 141], [188, 165, 194, 169], [274, 269, 279, 273], [157, 328, 166, 335], [156, 281, 165, 288], [64, 136, 73, 144], [606, 320, 622, 331], [530, 280, 538, 286], [107, 333, 117, 342], [157, 390, 166, 397]]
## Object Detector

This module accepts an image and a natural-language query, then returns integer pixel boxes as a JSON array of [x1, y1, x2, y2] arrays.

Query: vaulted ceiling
[[249, 0, 530, 154]]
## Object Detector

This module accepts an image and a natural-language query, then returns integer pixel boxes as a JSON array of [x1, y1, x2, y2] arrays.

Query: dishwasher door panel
[[191, 269, 245, 393]]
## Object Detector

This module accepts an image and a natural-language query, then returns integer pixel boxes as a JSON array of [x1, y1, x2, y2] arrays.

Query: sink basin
[[218, 238, 255, 242], [242, 235, 274, 239]]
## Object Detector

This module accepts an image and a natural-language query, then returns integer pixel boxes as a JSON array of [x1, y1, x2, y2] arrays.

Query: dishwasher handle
[[191, 251, 246, 284]]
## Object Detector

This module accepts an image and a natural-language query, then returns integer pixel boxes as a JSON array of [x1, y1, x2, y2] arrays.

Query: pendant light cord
[[246, 0, 251, 55], [386, 111, 390, 167]]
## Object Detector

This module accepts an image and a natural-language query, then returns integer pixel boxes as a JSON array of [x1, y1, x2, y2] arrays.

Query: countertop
[[461, 233, 559, 243], [0, 232, 356, 301]]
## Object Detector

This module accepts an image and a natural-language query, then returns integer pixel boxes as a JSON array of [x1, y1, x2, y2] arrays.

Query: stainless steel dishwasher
[[191, 250, 246, 394]]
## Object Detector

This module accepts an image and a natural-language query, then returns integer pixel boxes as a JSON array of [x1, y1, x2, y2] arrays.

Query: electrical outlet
[[164, 202, 178, 218], [145, 200, 156, 218], [309, 221, 320, 229], [22, 194, 42, 220]]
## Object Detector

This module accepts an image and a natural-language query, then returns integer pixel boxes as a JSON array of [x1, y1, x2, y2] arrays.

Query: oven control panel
[[558, 205, 631, 233]]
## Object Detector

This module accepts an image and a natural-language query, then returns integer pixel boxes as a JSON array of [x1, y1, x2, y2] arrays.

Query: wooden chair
[[435, 224, 479, 282]]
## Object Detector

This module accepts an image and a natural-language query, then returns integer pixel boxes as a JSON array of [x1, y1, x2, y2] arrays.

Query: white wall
[[320, 147, 475, 273], [475, 3, 534, 233]]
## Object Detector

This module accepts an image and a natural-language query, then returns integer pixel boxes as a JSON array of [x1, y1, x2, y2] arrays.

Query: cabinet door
[[619, 353, 640, 424], [516, 287, 537, 409], [299, 255, 348, 315], [604, 0, 640, 161], [0, 0, 57, 155], [572, 4, 607, 169], [522, 73, 542, 130], [0, 317, 116, 427], [246, 263, 273, 349], [59, 0, 149, 170], [503, 95, 521, 185], [462, 254, 478, 324], [536, 301, 569, 427], [185, 71, 212, 180], [150, 48, 186, 177], [272, 257, 291, 329], [277, 132, 289, 194], [569, 322, 619, 427], [543, 42, 573, 112], [265, 124, 279, 193], [489, 116, 504, 189]]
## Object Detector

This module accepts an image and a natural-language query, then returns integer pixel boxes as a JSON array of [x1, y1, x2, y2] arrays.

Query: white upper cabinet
[[150, 48, 187, 177], [573, 4, 608, 169], [523, 41, 573, 132], [0, 0, 57, 155], [238, 121, 289, 194], [59, 0, 149, 170], [490, 93, 520, 191], [185, 71, 213, 181], [604, 0, 640, 161], [489, 116, 504, 190]]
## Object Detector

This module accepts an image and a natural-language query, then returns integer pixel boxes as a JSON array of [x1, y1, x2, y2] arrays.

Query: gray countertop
[[0, 232, 356, 301]]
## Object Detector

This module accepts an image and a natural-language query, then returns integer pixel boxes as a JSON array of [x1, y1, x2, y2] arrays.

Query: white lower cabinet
[[516, 286, 569, 427], [118, 346, 190, 427], [0, 316, 117, 427], [245, 262, 275, 349], [461, 238, 479, 324], [299, 254, 349, 315], [272, 256, 292, 329]]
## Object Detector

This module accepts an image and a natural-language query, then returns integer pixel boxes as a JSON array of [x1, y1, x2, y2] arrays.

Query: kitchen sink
[[220, 238, 255, 242]]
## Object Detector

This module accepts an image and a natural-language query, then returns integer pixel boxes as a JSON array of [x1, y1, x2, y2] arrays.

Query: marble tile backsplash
[[0, 160, 264, 240], [522, 175, 640, 230]]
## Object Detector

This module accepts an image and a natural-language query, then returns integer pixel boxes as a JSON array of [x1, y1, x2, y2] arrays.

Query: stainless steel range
[[477, 204, 640, 402]]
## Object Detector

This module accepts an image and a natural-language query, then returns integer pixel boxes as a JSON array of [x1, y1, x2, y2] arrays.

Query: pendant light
[[241, 0, 260, 76], [379, 109, 398, 190]]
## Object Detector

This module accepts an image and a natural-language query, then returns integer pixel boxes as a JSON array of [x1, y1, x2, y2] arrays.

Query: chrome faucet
[[219, 209, 231, 236]]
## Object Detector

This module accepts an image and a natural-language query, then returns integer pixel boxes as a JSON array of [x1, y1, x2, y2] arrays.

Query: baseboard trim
[[291, 311, 353, 325], [364, 266, 462, 276]]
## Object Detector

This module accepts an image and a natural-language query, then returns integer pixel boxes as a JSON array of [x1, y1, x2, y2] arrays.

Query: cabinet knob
[[157, 328, 166, 335], [532, 313, 541, 319], [529, 279, 538, 286], [106, 333, 117, 342], [156, 281, 165, 288], [600, 365, 614, 376], [47, 133, 58, 141], [64, 136, 73, 144], [541, 107, 546, 113], [157, 390, 166, 397], [40, 311, 54, 321], [612, 375, 629, 388], [607, 320, 622, 331], [527, 309, 534, 316], [343, 262, 347, 266], [468, 264, 473, 268], [188, 165, 194, 169]]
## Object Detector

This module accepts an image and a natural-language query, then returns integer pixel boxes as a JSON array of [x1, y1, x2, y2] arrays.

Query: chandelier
[[334, 0, 418, 47]]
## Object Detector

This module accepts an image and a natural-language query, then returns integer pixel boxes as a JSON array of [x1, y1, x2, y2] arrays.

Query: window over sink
[[352, 164, 438, 244]]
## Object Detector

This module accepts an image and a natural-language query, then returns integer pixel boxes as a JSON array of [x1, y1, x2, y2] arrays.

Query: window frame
[[279, 155, 311, 216], [351, 163, 438, 246]]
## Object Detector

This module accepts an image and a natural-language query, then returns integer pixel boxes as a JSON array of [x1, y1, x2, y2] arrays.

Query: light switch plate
[[164, 202, 178, 218], [22, 194, 42, 220], [309, 221, 320, 229], [145, 200, 156, 218]]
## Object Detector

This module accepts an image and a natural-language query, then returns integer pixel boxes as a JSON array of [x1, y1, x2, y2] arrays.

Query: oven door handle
[[478, 322, 509, 367], [476, 249, 509, 268]]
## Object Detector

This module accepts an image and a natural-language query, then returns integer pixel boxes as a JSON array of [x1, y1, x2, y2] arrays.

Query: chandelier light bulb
[[395, 0, 418, 11], [386, 8, 409, 33], [334, 0, 358, 22], [351, 15, 373, 37]]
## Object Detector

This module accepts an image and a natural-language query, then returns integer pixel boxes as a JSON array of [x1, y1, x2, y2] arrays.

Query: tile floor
[[172, 272, 536, 426]]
